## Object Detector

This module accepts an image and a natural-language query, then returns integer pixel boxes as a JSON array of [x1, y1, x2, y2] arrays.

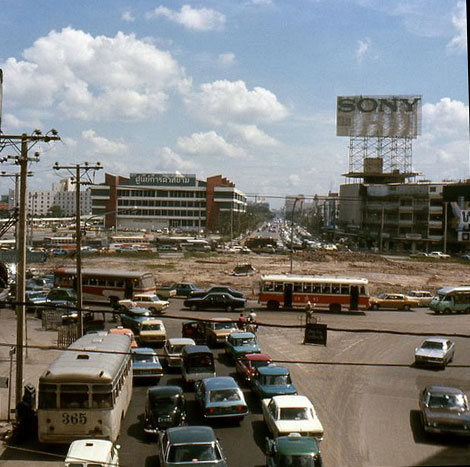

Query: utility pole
[[0, 130, 60, 409], [53, 162, 102, 337]]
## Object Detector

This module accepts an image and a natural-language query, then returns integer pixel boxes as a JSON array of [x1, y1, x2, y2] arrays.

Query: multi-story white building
[[8, 178, 91, 217]]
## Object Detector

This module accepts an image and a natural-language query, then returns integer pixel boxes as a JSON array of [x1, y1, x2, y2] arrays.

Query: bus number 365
[[62, 413, 87, 425]]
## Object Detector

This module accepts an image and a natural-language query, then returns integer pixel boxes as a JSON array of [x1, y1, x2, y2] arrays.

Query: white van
[[64, 439, 120, 467]]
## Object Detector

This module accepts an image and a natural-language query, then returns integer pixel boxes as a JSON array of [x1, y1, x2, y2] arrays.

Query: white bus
[[429, 286, 470, 314], [258, 274, 370, 312], [38, 333, 132, 443]]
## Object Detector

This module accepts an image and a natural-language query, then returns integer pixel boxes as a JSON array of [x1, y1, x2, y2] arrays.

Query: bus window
[[341, 284, 350, 294], [60, 385, 89, 409], [360, 286, 366, 295], [263, 281, 274, 292], [303, 283, 312, 293], [293, 283, 303, 293], [39, 384, 57, 409], [322, 283, 331, 293], [274, 282, 284, 292], [92, 389, 113, 408], [331, 285, 340, 294], [312, 284, 321, 293]]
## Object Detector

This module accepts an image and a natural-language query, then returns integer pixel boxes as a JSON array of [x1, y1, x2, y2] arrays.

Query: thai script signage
[[128, 173, 196, 186], [304, 323, 327, 346], [337, 95, 422, 137], [457, 208, 470, 242]]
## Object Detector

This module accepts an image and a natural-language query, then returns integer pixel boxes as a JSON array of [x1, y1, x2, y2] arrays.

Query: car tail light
[[237, 405, 246, 412], [208, 407, 215, 414]]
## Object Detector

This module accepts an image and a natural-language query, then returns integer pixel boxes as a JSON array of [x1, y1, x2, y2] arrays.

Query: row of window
[[261, 282, 367, 295], [118, 189, 206, 198], [38, 357, 131, 410], [117, 209, 205, 217], [118, 200, 206, 208]]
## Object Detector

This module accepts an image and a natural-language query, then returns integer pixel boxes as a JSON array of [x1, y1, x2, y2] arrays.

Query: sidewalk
[[0, 307, 60, 463]]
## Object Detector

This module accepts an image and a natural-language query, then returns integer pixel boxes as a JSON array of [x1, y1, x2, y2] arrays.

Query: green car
[[265, 433, 323, 467]]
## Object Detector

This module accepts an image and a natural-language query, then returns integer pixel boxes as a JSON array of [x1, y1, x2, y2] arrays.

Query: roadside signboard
[[304, 323, 327, 346]]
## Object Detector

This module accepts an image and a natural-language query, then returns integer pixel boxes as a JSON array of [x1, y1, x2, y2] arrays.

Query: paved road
[[2, 300, 470, 466]]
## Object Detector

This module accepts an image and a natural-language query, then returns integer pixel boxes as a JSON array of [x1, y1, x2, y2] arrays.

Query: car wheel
[[444, 308, 452, 314], [149, 307, 158, 315], [371, 303, 379, 310], [466, 308, 470, 314], [403, 304, 410, 311], [226, 305, 234, 312], [190, 305, 198, 311], [267, 300, 279, 311]]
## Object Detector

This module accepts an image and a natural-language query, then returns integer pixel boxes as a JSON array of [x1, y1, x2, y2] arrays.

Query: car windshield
[[141, 323, 161, 331], [168, 344, 186, 354], [253, 360, 271, 369], [214, 322, 236, 330], [428, 393, 466, 409], [209, 389, 240, 402], [262, 374, 291, 385], [421, 341, 443, 350], [234, 338, 255, 346], [133, 354, 155, 363], [276, 454, 319, 467], [279, 407, 310, 420], [27, 292, 45, 298], [167, 443, 222, 463], [377, 294, 387, 299]]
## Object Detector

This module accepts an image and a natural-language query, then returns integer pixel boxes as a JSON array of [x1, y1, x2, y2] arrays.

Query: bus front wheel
[[267, 300, 279, 311], [329, 303, 341, 313]]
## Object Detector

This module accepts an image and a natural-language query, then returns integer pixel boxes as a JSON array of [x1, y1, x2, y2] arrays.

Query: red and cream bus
[[54, 267, 156, 308], [258, 274, 370, 312]]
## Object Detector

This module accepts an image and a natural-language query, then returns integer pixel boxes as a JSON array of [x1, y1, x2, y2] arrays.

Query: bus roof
[[437, 286, 470, 294], [40, 334, 131, 384], [260, 274, 368, 285], [54, 267, 152, 279]]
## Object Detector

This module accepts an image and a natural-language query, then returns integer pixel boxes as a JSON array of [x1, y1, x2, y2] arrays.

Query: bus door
[[350, 286, 359, 311], [284, 283, 293, 308], [124, 280, 133, 299]]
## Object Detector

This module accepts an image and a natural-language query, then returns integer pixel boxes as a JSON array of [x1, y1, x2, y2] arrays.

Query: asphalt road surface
[[2, 300, 470, 466]]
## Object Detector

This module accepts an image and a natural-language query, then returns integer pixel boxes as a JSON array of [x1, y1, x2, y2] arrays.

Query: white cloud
[[146, 5, 226, 31], [158, 147, 198, 170], [447, 1, 467, 53], [230, 124, 279, 146], [1, 27, 188, 122], [81, 129, 128, 156], [218, 52, 236, 67], [176, 131, 246, 158], [288, 174, 301, 187], [250, 0, 273, 4], [422, 97, 469, 137], [121, 10, 135, 22], [355, 37, 371, 63], [1, 112, 43, 130], [185, 80, 289, 125]]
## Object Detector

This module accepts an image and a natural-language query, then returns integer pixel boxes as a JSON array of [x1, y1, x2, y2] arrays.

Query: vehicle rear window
[[209, 389, 240, 402], [168, 443, 221, 462]]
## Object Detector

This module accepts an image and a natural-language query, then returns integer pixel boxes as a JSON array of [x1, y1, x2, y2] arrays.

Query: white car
[[407, 290, 434, 307], [429, 251, 451, 259], [415, 337, 455, 367], [163, 337, 196, 368], [138, 318, 167, 346], [261, 395, 324, 440], [118, 293, 169, 314]]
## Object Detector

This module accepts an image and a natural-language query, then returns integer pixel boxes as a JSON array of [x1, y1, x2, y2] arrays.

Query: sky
[[0, 0, 468, 208]]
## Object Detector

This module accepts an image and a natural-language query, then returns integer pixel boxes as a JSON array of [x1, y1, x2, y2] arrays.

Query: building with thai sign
[[90, 172, 247, 232]]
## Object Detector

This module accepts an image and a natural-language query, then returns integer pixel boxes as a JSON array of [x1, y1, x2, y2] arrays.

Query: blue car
[[251, 366, 297, 399], [120, 307, 152, 334], [132, 347, 163, 380], [225, 332, 261, 361]]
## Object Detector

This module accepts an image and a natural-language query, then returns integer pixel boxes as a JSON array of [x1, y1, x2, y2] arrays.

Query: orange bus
[[54, 267, 156, 308], [258, 274, 370, 312]]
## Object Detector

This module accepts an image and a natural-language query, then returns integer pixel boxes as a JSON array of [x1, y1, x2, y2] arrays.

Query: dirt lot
[[33, 250, 470, 299]]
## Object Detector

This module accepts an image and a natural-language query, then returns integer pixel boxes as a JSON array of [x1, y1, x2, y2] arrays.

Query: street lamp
[[290, 197, 300, 273]]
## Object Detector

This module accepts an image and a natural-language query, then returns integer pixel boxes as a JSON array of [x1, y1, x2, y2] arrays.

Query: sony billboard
[[336, 95, 422, 138]]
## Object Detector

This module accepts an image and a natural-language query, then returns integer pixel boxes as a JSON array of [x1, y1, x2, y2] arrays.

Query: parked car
[[407, 290, 434, 307], [120, 307, 152, 334], [163, 337, 196, 369], [252, 366, 297, 399], [235, 353, 273, 383], [171, 282, 204, 297], [225, 332, 261, 361], [144, 386, 187, 435], [138, 318, 167, 347], [131, 347, 163, 380], [109, 327, 138, 348], [409, 252, 429, 259], [184, 292, 246, 312], [118, 293, 169, 315], [194, 376, 248, 420], [429, 251, 451, 259], [419, 386, 470, 436], [414, 337, 455, 367], [265, 432, 323, 467], [203, 318, 239, 346], [369, 293, 419, 310], [25, 290, 48, 314], [261, 395, 324, 440], [64, 439, 120, 467], [190, 286, 245, 299], [181, 345, 216, 385], [157, 426, 228, 466], [46, 287, 77, 303]]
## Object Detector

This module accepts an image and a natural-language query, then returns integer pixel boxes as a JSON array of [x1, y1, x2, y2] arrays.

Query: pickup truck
[[182, 318, 239, 347], [155, 285, 177, 299]]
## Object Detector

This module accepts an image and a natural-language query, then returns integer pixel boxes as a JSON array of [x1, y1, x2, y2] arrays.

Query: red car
[[235, 353, 273, 383]]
